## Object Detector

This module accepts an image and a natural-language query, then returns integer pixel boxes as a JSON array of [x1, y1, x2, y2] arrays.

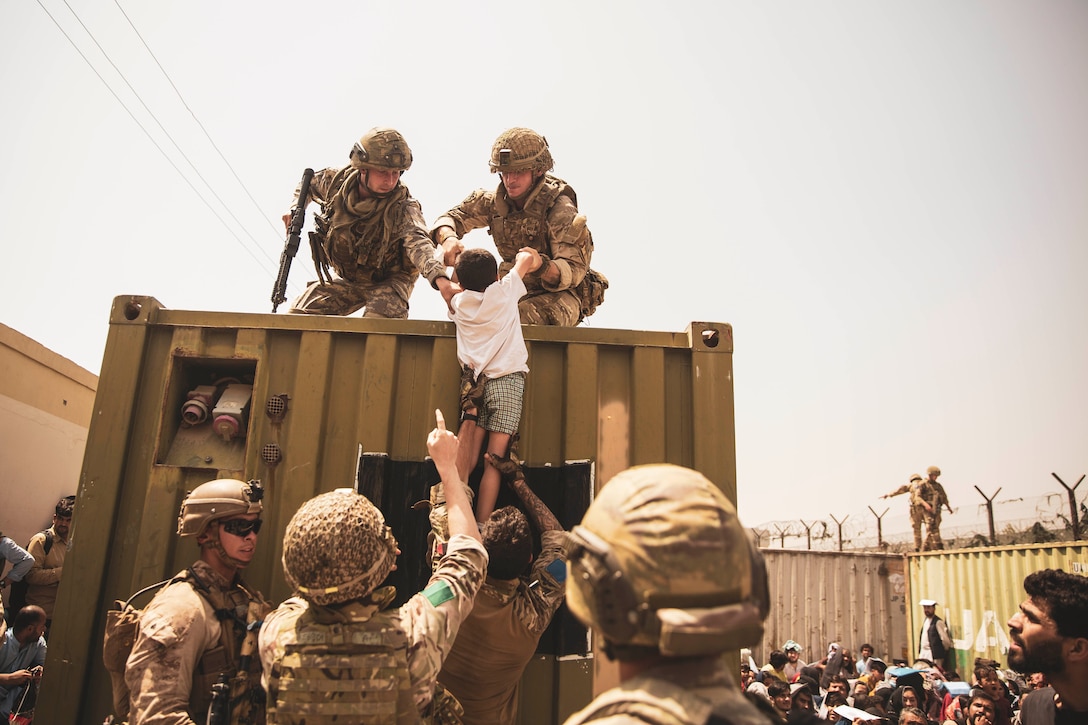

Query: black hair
[[1023, 568, 1088, 639], [455, 248, 499, 293], [482, 506, 532, 579]]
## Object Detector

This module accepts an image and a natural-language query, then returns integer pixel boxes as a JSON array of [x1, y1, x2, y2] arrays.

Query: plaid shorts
[[479, 372, 526, 435]]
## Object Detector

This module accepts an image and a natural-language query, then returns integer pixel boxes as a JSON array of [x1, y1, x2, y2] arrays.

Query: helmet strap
[[201, 525, 249, 570]]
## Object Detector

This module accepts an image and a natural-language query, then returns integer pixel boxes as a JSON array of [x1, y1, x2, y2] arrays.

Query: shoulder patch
[[422, 580, 455, 607], [545, 558, 567, 583]]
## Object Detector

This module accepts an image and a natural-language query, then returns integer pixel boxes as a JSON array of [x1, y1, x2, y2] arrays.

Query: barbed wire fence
[[751, 472, 1086, 553]]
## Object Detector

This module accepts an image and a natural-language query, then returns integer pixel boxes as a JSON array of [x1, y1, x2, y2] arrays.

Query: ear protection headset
[[568, 524, 770, 654]]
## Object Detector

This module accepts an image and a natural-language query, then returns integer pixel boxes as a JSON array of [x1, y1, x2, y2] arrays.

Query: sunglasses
[[220, 518, 263, 537]]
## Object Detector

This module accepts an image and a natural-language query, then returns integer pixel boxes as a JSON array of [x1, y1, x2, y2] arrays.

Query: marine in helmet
[[432, 127, 606, 327], [922, 466, 953, 551], [258, 409, 487, 722], [284, 127, 457, 317], [881, 473, 934, 552], [562, 463, 779, 725], [125, 478, 270, 724]]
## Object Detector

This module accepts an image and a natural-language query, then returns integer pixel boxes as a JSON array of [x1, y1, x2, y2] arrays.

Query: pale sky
[[2, 1, 1085, 530]]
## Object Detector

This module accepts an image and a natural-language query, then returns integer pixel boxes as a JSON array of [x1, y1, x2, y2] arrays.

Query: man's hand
[[427, 409, 458, 472], [440, 236, 464, 267], [516, 247, 543, 272]]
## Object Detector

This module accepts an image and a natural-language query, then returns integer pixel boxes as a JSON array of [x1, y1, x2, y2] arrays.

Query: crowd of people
[[738, 569, 1088, 725]]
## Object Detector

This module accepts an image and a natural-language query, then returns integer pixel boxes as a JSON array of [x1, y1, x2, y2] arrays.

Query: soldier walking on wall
[[882, 473, 933, 552], [922, 466, 953, 551]]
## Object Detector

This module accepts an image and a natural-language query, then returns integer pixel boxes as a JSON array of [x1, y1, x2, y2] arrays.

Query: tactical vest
[[315, 168, 414, 284], [267, 604, 418, 725], [490, 175, 583, 264], [184, 569, 268, 725]]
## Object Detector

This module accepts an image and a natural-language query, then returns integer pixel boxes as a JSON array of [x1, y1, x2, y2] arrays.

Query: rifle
[[271, 168, 315, 312]]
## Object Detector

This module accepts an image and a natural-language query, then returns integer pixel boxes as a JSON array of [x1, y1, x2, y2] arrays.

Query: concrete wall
[[0, 323, 97, 552]]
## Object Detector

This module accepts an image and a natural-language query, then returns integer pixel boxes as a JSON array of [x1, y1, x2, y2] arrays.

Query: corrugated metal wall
[[41, 295, 736, 725], [905, 543, 1088, 676], [757, 549, 908, 667]]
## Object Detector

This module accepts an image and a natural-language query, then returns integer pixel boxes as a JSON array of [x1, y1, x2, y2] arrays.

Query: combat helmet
[[349, 127, 413, 171], [489, 127, 553, 173], [282, 489, 398, 606], [566, 464, 769, 660], [177, 479, 263, 538], [927, 465, 941, 476], [910, 473, 923, 482]]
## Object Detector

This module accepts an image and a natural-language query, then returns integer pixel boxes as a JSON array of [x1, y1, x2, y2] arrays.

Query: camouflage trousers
[[519, 289, 581, 326], [289, 273, 415, 317], [924, 511, 944, 550]]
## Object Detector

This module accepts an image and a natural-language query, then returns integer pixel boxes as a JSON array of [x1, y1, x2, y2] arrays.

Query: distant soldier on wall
[[923, 466, 953, 551], [882, 473, 933, 552]]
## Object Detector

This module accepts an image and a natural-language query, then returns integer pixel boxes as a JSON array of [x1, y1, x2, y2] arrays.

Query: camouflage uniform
[[564, 464, 776, 725], [125, 560, 270, 725], [260, 534, 486, 721], [564, 657, 774, 725], [433, 128, 596, 327], [884, 474, 933, 551], [259, 487, 488, 723], [290, 128, 448, 317], [923, 474, 951, 551], [437, 529, 568, 725]]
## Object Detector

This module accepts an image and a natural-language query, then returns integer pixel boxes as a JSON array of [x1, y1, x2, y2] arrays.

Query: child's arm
[[512, 247, 543, 279]]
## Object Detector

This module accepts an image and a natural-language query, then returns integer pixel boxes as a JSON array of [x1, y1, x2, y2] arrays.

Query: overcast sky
[[2, 1, 1085, 530]]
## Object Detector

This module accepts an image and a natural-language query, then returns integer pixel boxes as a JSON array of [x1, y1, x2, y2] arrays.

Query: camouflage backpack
[[576, 268, 609, 321]]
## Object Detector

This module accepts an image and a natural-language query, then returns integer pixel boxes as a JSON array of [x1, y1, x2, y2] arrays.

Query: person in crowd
[[0, 532, 33, 625], [259, 410, 486, 722], [438, 454, 568, 725], [965, 692, 996, 725], [0, 605, 46, 719], [763, 649, 789, 683], [918, 598, 953, 671], [560, 463, 778, 725], [768, 680, 792, 721], [25, 495, 74, 633], [857, 642, 876, 676], [818, 642, 846, 690], [861, 657, 889, 692], [899, 706, 929, 725], [974, 666, 1012, 725], [783, 640, 807, 682], [1007, 569, 1088, 724]]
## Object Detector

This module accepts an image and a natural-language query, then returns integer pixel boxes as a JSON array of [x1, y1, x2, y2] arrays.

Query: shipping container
[[755, 549, 908, 667], [905, 543, 1088, 675], [40, 295, 737, 725]]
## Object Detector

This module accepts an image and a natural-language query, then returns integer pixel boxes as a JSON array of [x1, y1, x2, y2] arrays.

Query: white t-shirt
[[450, 270, 529, 379]]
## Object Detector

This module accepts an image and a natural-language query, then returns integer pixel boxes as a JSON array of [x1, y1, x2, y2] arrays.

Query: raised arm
[[427, 409, 482, 543]]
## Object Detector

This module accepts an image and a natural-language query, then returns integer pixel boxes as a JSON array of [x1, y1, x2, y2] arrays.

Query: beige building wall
[[0, 323, 97, 552]]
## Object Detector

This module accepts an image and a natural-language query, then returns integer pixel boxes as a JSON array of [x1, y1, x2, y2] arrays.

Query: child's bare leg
[[474, 431, 511, 523], [456, 414, 486, 482]]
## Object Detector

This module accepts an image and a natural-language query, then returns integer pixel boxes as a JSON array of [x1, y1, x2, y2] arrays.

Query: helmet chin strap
[[359, 169, 396, 199]]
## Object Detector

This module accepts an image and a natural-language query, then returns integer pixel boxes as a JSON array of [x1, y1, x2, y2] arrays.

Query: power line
[[34, 0, 293, 285], [110, 0, 293, 250]]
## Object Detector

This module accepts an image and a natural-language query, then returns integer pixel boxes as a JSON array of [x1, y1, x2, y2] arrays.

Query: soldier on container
[[562, 463, 778, 725], [923, 466, 953, 550], [258, 409, 487, 723], [881, 473, 933, 552], [431, 127, 606, 327], [1007, 568, 1088, 724], [284, 127, 457, 317], [124, 479, 270, 724]]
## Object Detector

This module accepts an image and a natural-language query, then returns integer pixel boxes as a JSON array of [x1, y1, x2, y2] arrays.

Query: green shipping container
[[905, 542, 1088, 675], [39, 295, 737, 725]]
